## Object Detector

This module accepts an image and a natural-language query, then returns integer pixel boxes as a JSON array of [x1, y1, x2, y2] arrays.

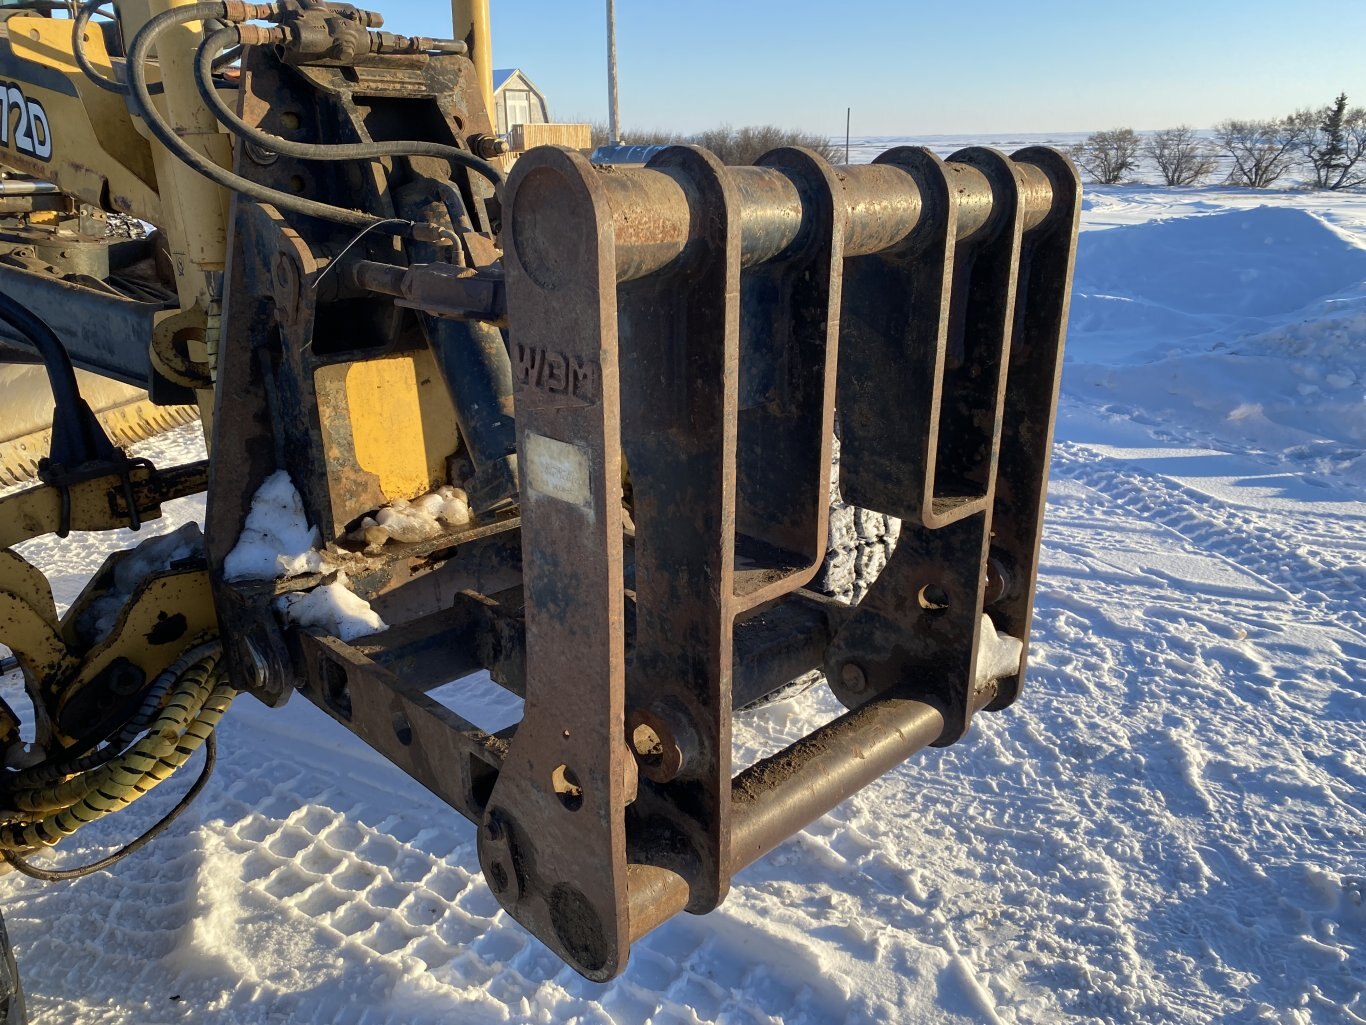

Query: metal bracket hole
[[489, 860, 510, 894], [551, 763, 584, 811], [630, 723, 664, 771], [319, 659, 352, 721], [917, 584, 950, 612]]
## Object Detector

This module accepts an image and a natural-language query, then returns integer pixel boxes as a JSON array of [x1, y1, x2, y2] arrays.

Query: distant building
[[492, 69, 549, 136]]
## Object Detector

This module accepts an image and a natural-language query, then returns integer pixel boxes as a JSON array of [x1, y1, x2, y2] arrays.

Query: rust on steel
[[461, 143, 1076, 976], [209, 126, 1080, 980], [624, 679, 999, 939], [594, 158, 1058, 282], [488, 146, 634, 980]]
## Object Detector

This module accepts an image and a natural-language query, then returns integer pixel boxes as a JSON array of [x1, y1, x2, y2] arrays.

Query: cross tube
[[587, 155, 1059, 283], [623, 679, 997, 943]]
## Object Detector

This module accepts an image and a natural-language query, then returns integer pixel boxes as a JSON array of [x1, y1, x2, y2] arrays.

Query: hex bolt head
[[472, 133, 511, 159], [107, 659, 144, 696], [245, 141, 280, 166]]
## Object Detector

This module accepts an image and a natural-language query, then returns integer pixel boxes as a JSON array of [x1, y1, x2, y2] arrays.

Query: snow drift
[[1069, 203, 1366, 488]]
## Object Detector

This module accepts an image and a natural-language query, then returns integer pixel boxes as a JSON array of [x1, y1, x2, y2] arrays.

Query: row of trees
[[1072, 94, 1366, 189], [589, 123, 841, 165]]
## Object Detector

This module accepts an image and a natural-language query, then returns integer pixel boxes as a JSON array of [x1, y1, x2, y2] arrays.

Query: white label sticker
[[524, 431, 592, 510]]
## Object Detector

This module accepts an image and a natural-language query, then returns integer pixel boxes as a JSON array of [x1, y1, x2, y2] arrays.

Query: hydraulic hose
[[10, 656, 218, 815], [126, 1, 454, 241], [0, 291, 120, 468], [72, 0, 241, 97], [0, 649, 236, 863], [194, 27, 505, 191], [8, 640, 222, 788], [0, 293, 86, 431], [2, 734, 217, 881], [71, 2, 126, 95]]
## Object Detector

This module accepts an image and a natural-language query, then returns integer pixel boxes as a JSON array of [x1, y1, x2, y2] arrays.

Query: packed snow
[[973, 616, 1024, 688], [222, 470, 331, 582], [223, 471, 391, 641], [349, 486, 473, 548], [275, 578, 388, 643], [75, 522, 204, 645], [0, 162, 1362, 1024]]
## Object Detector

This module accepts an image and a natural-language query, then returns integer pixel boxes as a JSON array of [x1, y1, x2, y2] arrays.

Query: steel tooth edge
[[0, 402, 200, 485]]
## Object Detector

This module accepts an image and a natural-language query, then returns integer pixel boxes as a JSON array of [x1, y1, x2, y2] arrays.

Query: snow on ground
[[1, 179, 1363, 1024]]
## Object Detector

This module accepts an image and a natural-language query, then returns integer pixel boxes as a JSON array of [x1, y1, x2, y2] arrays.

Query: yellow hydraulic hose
[[0, 652, 235, 853], [10, 660, 215, 814]]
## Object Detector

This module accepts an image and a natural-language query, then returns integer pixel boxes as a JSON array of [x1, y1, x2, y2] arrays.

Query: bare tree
[[691, 125, 840, 164], [1143, 126, 1218, 186], [1070, 128, 1141, 184], [1216, 117, 1309, 188], [590, 123, 840, 164], [1302, 94, 1366, 190]]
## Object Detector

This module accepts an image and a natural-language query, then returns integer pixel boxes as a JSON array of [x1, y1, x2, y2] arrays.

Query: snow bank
[[222, 471, 330, 581], [1068, 200, 1366, 488], [1075, 206, 1366, 321]]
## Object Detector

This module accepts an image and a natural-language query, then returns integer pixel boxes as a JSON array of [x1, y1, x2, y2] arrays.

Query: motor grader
[[0, 0, 1080, 1009]]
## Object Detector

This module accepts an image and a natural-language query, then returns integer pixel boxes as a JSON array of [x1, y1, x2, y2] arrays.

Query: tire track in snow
[[1050, 440, 1366, 635], [1026, 441, 1365, 1022], [170, 718, 843, 1025]]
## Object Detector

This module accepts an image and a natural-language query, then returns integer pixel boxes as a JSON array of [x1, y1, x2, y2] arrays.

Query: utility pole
[[606, 0, 621, 144]]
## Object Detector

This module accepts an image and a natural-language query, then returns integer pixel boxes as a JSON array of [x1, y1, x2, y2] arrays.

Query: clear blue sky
[[378, 1, 1366, 136]]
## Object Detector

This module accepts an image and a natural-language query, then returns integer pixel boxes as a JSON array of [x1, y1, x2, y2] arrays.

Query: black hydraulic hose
[[0, 733, 217, 882], [126, 2, 449, 240], [7, 641, 223, 789], [0, 292, 119, 467], [195, 27, 505, 192], [72, 0, 240, 97], [0, 293, 83, 422], [72, 1, 126, 94]]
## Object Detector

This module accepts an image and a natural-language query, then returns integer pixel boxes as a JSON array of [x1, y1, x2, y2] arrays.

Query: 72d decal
[[0, 83, 52, 161]]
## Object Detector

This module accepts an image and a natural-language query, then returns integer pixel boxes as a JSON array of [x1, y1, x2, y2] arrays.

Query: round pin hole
[[551, 763, 584, 811], [631, 723, 665, 771], [918, 583, 950, 612]]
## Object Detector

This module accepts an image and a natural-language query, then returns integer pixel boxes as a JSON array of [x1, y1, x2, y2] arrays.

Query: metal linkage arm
[[488, 143, 1079, 979]]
